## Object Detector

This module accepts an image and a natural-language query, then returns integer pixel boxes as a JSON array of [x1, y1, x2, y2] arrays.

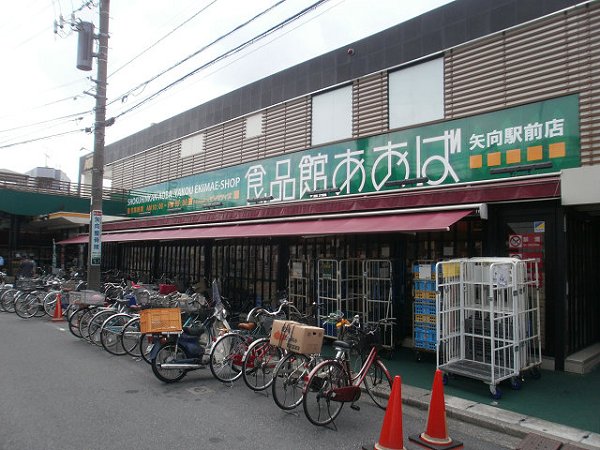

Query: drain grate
[[516, 434, 562, 450]]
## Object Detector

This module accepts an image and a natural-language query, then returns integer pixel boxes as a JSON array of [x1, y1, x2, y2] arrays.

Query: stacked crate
[[413, 262, 437, 353]]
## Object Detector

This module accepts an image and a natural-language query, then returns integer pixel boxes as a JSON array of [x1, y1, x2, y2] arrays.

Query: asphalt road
[[0, 312, 521, 450]]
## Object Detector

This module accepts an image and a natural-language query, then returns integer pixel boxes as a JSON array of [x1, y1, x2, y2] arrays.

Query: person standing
[[18, 255, 35, 278]]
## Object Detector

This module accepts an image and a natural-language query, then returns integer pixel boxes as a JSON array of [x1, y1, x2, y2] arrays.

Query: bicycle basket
[[259, 314, 281, 334], [359, 325, 382, 352], [15, 278, 40, 291], [178, 294, 201, 313], [60, 279, 79, 292]]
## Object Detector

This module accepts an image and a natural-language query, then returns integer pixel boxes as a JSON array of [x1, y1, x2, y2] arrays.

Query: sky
[[0, 0, 452, 184]]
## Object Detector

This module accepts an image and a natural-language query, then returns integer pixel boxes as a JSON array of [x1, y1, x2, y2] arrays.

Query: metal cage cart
[[412, 262, 437, 360], [316, 259, 362, 338], [288, 259, 312, 319], [364, 259, 394, 349], [436, 257, 541, 399], [314, 258, 394, 348]]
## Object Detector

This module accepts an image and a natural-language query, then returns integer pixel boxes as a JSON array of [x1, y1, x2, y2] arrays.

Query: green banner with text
[[127, 95, 579, 217]]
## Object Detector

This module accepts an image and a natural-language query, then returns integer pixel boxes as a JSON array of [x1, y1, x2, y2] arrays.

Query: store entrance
[[490, 201, 564, 368]]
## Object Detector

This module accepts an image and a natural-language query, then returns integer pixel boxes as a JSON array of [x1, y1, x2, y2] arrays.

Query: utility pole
[[87, 0, 110, 291]]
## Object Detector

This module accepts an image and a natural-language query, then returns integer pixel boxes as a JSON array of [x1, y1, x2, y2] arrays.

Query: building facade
[[73, 0, 600, 370]]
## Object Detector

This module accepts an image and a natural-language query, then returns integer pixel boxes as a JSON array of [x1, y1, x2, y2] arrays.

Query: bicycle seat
[[332, 340, 353, 350], [183, 325, 207, 336], [237, 322, 257, 331]]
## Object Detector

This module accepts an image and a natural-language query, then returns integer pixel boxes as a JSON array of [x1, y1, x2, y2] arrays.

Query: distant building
[[25, 167, 71, 191]]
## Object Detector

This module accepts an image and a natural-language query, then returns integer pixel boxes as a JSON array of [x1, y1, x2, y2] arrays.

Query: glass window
[[389, 58, 444, 129], [505, 221, 546, 350], [180, 133, 204, 158], [245, 112, 263, 138], [311, 85, 352, 146]]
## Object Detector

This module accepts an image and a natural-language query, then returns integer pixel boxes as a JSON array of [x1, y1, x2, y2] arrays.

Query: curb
[[401, 384, 600, 450]]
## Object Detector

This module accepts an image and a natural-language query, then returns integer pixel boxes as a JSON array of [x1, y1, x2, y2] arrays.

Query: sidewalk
[[383, 347, 600, 449]]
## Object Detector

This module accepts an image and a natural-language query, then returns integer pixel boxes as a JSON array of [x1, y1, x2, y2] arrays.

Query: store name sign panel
[[127, 95, 579, 217]]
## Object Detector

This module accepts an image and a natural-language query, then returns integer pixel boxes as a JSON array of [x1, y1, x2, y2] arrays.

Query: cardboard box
[[270, 319, 324, 354]]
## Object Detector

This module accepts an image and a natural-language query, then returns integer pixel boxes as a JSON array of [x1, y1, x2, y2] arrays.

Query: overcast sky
[[0, 0, 452, 183]]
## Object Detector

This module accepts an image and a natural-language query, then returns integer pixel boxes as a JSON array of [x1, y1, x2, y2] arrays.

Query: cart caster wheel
[[442, 373, 448, 386], [510, 377, 522, 390], [490, 385, 502, 400], [530, 367, 541, 380]]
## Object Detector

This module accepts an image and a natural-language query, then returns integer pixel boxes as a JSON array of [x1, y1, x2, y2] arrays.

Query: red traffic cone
[[51, 293, 65, 322], [373, 375, 406, 450], [409, 370, 463, 450]]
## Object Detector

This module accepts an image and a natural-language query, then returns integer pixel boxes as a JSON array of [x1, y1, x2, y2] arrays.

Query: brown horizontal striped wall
[[352, 72, 388, 138], [263, 97, 311, 159], [110, 2, 599, 190], [110, 97, 311, 190], [111, 140, 182, 190], [445, 1, 600, 165]]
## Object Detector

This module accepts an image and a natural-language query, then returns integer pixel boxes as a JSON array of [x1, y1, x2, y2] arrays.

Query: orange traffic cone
[[373, 375, 406, 450], [409, 370, 463, 449], [51, 293, 65, 322]]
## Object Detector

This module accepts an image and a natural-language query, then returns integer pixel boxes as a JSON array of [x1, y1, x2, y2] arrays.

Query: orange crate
[[140, 308, 182, 333]]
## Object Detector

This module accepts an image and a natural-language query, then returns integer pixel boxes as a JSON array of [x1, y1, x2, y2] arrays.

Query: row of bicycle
[[1, 276, 395, 427], [0, 275, 86, 317]]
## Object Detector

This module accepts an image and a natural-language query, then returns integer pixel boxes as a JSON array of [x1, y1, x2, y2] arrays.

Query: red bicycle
[[302, 316, 394, 426]]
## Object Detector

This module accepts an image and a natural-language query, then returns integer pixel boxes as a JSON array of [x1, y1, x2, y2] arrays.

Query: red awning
[[103, 175, 559, 233], [57, 209, 472, 244]]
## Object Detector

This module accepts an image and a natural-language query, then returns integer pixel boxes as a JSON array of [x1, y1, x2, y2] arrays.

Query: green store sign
[[127, 95, 579, 217]]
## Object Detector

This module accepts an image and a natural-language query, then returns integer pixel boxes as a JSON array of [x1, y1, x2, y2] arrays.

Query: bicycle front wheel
[[121, 317, 142, 357], [1, 288, 18, 313], [242, 337, 284, 391], [363, 358, 393, 410], [272, 352, 313, 410], [87, 310, 116, 345], [78, 306, 100, 341], [209, 333, 247, 383], [302, 360, 348, 426], [14, 293, 39, 319], [68, 307, 87, 338], [100, 313, 131, 355], [43, 291, 65, 317], [139, 333, 155, 364], [32, 291, 46, 317]]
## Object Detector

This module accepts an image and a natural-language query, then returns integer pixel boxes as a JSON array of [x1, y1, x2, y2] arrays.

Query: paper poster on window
[[493, 264, 510, 287], [418, 264, 432, 280], [534, 221, 545, 233], [291, 262, 303, 279], [522, 234, 542, 249]]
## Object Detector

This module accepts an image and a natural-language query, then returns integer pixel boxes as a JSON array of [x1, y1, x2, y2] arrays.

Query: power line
[[0, 128, 86, 150], [108, 0, 219, 79], [108, 0, 289, 108], [0, 109, 90, 134], [113, 0, 329, 120]]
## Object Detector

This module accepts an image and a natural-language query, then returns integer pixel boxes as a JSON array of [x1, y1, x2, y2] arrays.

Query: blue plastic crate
[[414, 325, 436, 343], [414, 279, 436, 291], [414, 301, 436, 315], [414, 339, 436, 351]]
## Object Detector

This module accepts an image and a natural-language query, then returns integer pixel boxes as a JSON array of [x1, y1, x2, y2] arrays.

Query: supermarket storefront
[[60, 95, 590, 367]]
